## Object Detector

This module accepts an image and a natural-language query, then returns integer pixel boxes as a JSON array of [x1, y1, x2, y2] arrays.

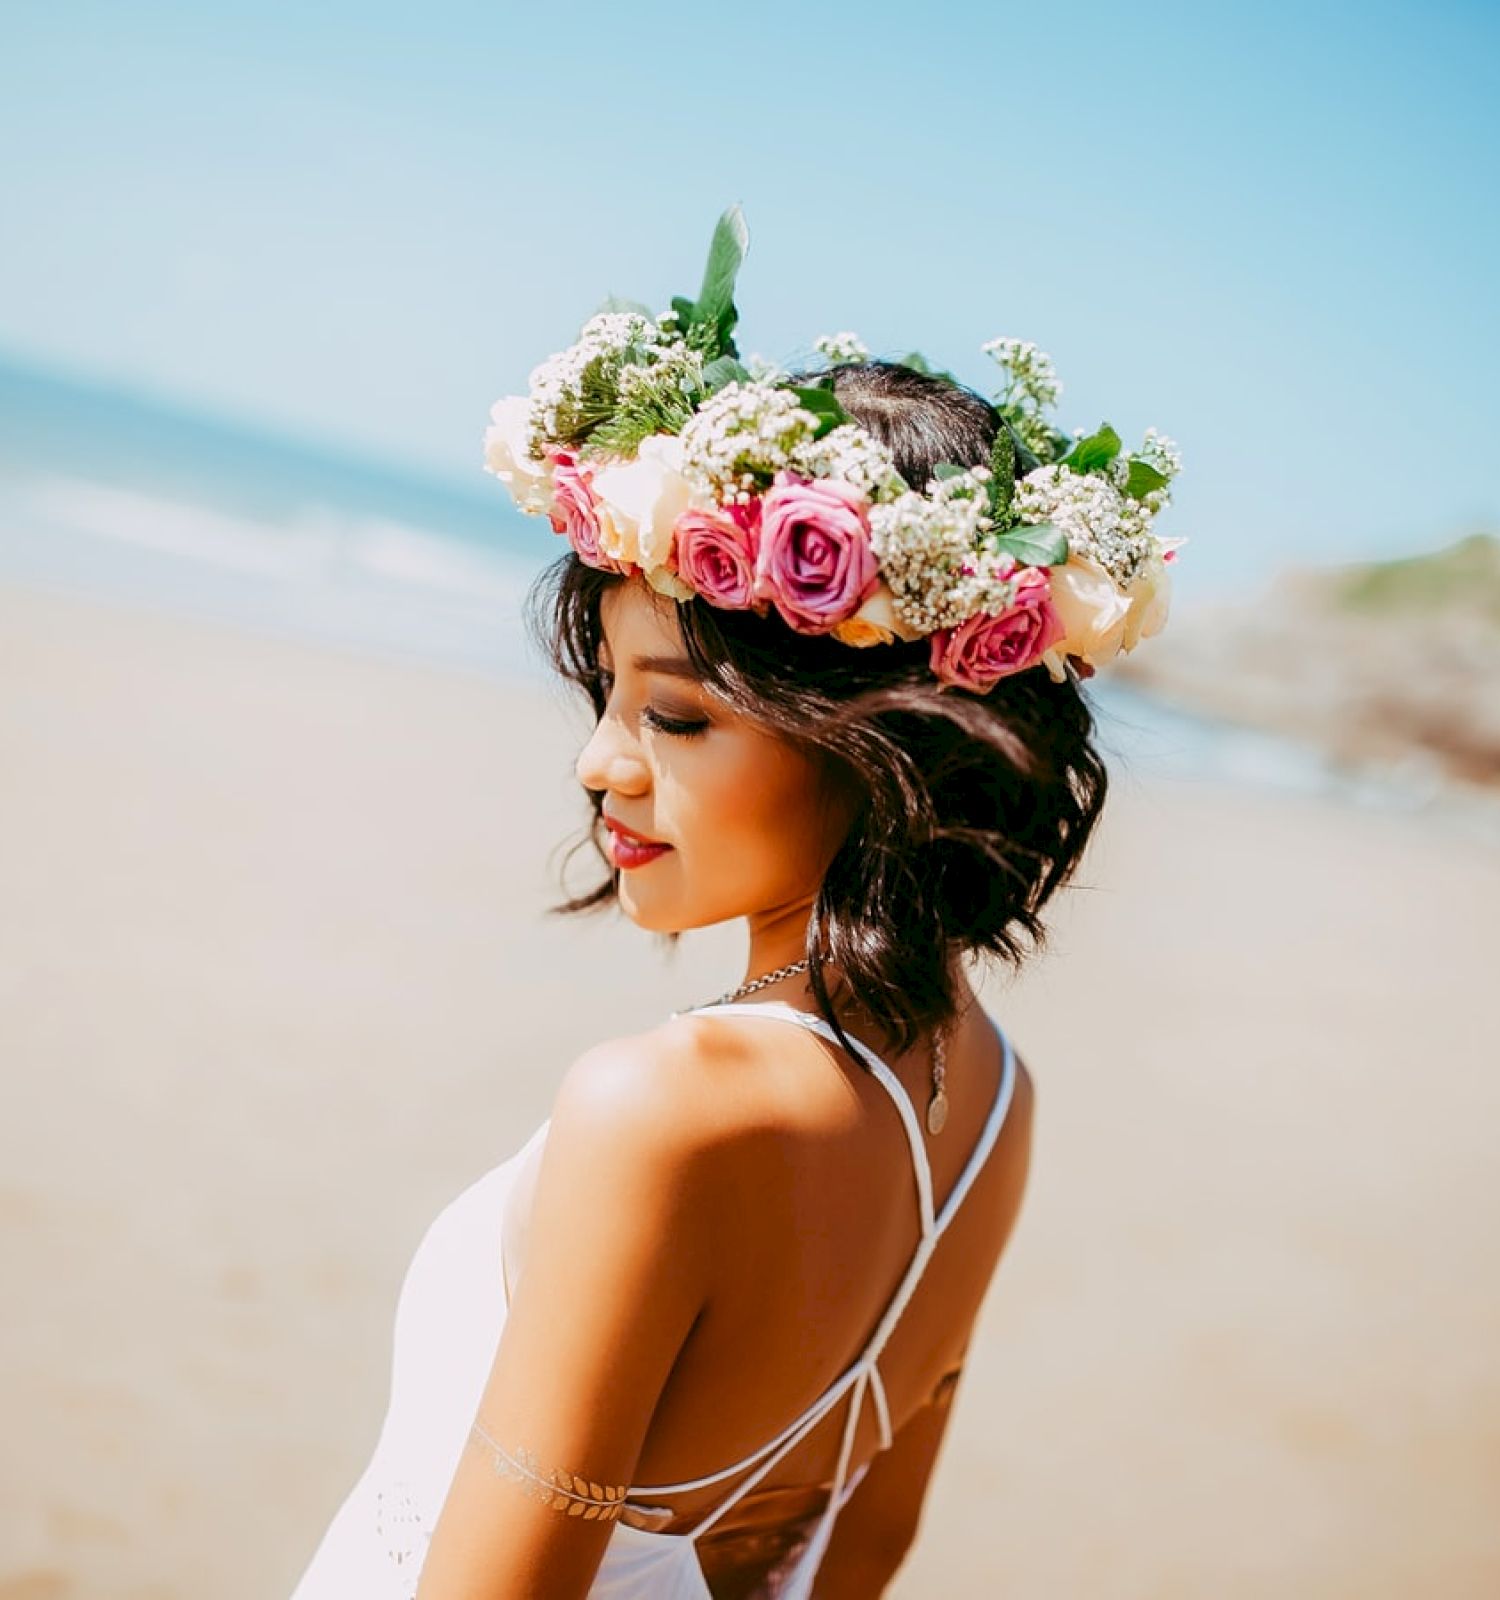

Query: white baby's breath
[[616, 342, 705, 404], [789, 423, 906, 503], [1012, 463, 1157, 588], [812, 331, 870, 366], [678, 381, 821, 502], [982, 336, 1062, 411], [1138, 427, 1183, 481], [868, 468, 1017, 632], [526, 312, 688, 455]]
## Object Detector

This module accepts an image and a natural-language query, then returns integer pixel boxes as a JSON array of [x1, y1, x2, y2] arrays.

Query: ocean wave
[[9, 474, 531, 604]]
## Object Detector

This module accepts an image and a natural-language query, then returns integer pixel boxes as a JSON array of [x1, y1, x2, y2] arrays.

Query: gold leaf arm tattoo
[[468, 1419, 629, 1522]]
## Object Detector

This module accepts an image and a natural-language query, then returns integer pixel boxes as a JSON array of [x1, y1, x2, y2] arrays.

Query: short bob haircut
[[524, 360, 1110, 1066]]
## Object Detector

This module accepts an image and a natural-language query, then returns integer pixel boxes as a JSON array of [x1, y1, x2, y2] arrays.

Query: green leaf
[[1060, 423, 1123, 473], [695, 205, 750, 321], [785, 384, 851, 439], [683, 204, 750, 361], [701, 355, 752, 393], [670, 294, 698, 327], [932, 462, 966, 481], [992, 521, 1069, 567], [1122, 458, 1169, 500]]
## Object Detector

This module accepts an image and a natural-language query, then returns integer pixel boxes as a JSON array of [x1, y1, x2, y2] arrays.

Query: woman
[[288, 209, 1182, 1599]]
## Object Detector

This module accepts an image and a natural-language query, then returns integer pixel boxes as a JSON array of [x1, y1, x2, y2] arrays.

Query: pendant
[[926, 1087, 949, 1135]]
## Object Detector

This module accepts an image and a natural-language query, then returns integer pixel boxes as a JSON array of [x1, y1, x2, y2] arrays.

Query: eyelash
[[642, 707, 710, 738], [596, 672, 709, 739]]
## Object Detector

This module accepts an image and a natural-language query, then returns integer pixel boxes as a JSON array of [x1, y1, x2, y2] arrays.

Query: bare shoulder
[[554, 1015, 753, 1147], [511, 1022, 751, 1303], [502, 1022, 730, 1298], [542, 1019, 755, 1212]]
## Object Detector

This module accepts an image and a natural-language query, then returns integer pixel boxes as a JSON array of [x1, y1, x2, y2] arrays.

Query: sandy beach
[[1, 578, 1496, 1599]]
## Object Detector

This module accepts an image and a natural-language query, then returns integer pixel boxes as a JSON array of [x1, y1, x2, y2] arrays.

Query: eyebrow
[[599, 650, 699, 680], [635, 653, 698, 678]]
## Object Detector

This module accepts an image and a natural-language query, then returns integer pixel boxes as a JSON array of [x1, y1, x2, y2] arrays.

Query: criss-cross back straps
[[678, 1000, 1017, 1241], [671, 998, 940, 1226], [629, 998, 1016, 1525]]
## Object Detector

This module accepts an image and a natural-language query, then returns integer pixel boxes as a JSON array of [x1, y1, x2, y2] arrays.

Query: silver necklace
[[697, 958, 950, 1135]]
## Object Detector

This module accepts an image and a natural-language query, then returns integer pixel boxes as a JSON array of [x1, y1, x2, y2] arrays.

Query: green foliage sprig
[[669, 205, 749, 361]]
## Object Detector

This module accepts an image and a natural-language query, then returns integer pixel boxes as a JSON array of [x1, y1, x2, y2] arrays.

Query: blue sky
[[2, 0, 1496, 601]]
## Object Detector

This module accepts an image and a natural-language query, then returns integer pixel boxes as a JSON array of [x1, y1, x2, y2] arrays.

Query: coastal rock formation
[[1113, 532, 1500, 790]]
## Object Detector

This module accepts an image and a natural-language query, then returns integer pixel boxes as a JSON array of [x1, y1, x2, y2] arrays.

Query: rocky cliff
[[1112, 532, 1500, 790]]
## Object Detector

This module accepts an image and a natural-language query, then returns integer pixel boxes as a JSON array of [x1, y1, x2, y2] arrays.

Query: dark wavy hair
[[523, 360, 1110, 1064]]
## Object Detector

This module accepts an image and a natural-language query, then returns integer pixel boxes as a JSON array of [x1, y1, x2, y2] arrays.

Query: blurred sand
[[1, 579, 1497, 1599]]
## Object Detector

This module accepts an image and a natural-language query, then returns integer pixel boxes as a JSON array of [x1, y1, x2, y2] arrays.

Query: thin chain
[[705, 957, 812, 1009]]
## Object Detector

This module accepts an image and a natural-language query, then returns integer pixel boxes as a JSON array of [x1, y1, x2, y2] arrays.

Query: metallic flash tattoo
[[468, 1419, 628, 1521]]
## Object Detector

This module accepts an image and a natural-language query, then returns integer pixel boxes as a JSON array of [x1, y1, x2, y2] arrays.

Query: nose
[[574, 712, 651, 799]]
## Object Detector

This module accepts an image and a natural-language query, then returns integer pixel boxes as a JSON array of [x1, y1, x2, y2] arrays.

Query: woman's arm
[[416, 1031, 722, 1600]]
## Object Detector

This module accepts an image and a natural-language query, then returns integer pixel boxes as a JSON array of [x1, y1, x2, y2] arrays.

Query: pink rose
[[548, 451, 634, 576], [929, 566, 1065, 691], [752, 471, 880, 634], [674, 501, 761, 609]]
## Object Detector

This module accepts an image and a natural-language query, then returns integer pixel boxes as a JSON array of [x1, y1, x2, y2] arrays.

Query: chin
[[615, 882, 674, 934], [617, 885, 725, 938]]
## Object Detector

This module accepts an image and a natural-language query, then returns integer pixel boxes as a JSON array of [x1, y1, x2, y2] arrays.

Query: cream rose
[[642, 564, 697, 601], [1037, 553, 1134, 681], [482, 396, 555, 515], [830, 582, 927, 647], [590, 434, 695, 571], [1119, 548, 1173, 653]]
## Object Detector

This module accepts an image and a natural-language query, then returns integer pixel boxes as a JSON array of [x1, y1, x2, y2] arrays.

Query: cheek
[[678, 738, 836, 883]]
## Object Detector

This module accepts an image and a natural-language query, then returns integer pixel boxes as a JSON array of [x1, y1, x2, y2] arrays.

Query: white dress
[[287, 999, 1016, 1598]]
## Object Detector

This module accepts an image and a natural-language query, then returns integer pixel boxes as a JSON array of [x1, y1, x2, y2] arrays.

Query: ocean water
[[0, 353, 546, 679], [3, 352, 1494, 846]]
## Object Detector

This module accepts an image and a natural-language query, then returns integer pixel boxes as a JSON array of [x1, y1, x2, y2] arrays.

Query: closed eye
[[595, 670, 709, 739], [641, 706, 710, 738]]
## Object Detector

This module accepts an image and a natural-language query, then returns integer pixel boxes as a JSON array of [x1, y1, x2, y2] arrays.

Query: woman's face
[[573, 577, 855, 936]]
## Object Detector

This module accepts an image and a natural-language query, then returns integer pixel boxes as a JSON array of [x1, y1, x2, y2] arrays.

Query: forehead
[[597, 578, 687, 658]]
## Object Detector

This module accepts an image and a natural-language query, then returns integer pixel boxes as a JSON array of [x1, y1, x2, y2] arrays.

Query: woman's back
[[501, 993, 1036, 1594]]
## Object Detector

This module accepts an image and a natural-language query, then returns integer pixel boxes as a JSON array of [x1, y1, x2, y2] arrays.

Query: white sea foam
[[340, 517, 524, 602], [18, 475, 336, 578], [13, 475, 528, 603], [0, 468, 541, 680]]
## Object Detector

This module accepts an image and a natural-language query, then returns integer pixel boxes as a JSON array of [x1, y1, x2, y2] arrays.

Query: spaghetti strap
[[626, 995, 1017, 1544], [671, 998, 1016, 1240]]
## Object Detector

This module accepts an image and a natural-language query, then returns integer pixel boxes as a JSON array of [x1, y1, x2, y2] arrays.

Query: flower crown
[[484, 205, 1186, 692]]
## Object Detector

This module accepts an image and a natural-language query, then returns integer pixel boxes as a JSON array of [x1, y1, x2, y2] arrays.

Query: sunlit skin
[[415, 573, 1033, 1600], [575, 576, 860, 979]]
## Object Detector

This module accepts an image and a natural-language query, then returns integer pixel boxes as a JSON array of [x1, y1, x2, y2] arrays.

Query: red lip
[[603, 815, 669, 848], [604, 816, 673, 872]]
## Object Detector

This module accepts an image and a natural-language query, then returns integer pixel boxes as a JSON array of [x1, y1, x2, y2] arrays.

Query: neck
[[741, 898, 817, 988], [738, 907, 976, 1033]]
